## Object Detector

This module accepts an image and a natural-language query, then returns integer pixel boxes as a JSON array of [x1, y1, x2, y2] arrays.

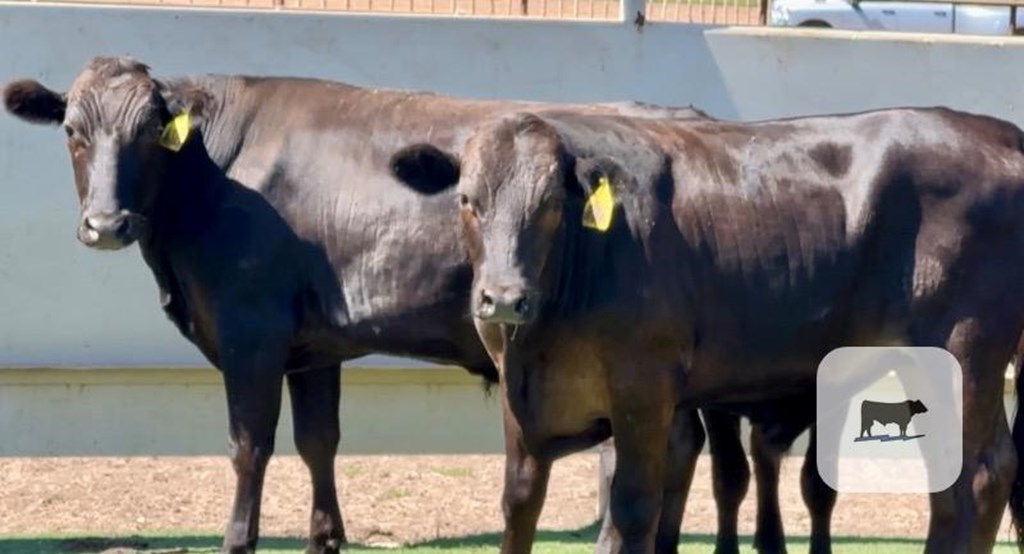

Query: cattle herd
[[3, 56, 1024, 554]]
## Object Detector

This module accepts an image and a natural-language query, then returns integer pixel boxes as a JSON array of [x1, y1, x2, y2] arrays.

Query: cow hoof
[[752, 535, 787, 554], [712, 542, 740, 554], [752, 544, 788, 554], [808, 542, 832, 554], [307, 535, 347, 554], [654, 540, 679, 554]]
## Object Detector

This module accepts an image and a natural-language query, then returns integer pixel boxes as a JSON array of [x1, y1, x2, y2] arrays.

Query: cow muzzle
[[78, 211, 139, 250], [474, 285, 538, 325]]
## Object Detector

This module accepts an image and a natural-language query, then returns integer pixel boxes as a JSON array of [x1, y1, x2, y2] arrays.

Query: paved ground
[[0, 453, 1014, 545]]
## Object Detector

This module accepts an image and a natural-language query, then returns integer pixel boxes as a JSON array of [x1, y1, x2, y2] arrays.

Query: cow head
[[390, 113, 625, 327], [3, 57, 208, 250], [910, 399, 929, 415]]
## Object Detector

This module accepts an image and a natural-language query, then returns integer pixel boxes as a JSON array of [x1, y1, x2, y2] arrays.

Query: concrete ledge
[[0, 365, 486, 386], [1, 364, 1011, 386], [0, 366, 503, 457], [0, 366, 1014, 458]]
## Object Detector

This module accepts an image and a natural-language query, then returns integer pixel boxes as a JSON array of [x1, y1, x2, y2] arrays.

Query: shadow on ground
[[0, 526, 1006, 554], [414, 525, 941, 550]]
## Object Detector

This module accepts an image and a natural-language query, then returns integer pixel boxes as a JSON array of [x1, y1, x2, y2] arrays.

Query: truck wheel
[[798, 20, 832, 27]]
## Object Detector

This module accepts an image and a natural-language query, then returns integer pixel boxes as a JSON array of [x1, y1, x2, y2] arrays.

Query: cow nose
[[80, 213, 130, 249], [476, 287, 536, 324], [84, 214, 128, 235]]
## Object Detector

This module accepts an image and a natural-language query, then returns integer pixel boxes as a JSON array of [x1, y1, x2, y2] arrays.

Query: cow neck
[[546, 200, 612, 321], [137, 137, 227, 345], [154, 135, 227, 243]]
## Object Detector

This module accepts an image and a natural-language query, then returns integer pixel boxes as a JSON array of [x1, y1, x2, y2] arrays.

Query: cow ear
[[158, 82, 213, 152], [573, 156, 625, 233], [2, 80, 66, 125], [160, 82, 213, 123], [389, 143, 461, 195]]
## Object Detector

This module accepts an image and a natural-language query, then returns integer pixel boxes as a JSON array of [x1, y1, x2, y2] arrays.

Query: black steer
[[389, 108, 1024, 554]]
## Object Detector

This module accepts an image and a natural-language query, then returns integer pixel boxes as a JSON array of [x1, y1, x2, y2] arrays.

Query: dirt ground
[[0, 453, 1014, 545]]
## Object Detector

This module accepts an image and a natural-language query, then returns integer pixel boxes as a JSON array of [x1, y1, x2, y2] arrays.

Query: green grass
[[433, 466, 474, 478], [0, 528, 1017, 554], [378, 487, 412, 501], [341, 464, 367, 479]]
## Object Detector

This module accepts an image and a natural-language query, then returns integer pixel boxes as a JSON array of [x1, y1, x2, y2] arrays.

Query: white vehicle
[[770, 0, 1024, 35]]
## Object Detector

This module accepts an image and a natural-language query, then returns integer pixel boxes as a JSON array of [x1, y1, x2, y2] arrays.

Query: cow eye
[[458, 194, 472, 209], [63, 125, 75, 138]]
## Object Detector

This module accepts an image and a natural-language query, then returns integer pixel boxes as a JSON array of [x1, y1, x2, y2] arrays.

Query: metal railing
[[22, 0, 765, 23], [645, 0, 761, 24], [23, 0, 1024, 32]]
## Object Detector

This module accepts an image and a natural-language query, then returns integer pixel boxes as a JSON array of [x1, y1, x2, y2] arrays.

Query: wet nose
[[476, 286, 536, 324], [80, 213, 130, 248], [84, 213, 129, 238]]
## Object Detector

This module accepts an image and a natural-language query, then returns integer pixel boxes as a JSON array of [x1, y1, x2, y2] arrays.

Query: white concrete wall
[[0, 367, 505, 456], [706, 27, 1024, 126]]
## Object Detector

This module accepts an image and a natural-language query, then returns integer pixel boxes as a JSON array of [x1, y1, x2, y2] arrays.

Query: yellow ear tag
[[582, 177, 615, 232], [159, 112, 191, 152]]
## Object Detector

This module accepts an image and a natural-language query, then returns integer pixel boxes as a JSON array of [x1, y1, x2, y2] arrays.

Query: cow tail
[[1010, 354, 1024, 552]]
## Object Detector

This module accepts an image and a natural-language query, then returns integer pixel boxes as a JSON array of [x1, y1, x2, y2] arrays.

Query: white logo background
[[816, 347, 962, 493]]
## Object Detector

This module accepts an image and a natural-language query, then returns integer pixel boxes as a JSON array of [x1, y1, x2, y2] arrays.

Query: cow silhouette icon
[[856, 399, 929, 442]]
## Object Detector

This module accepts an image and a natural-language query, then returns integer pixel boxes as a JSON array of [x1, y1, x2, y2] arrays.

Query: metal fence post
[[620, 0, 645, 25], [596, 438, 616, 519]]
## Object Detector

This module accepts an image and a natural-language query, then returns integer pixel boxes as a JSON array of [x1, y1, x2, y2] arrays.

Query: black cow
[[2, 56, 808, 554], [388, 108, 1024, 553], [860, 399, 928, 439]]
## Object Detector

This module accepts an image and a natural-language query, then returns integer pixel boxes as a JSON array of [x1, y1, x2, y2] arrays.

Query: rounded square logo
[[816, 347, 962, 493]]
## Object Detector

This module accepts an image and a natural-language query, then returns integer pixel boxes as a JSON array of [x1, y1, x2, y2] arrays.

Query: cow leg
[[287, 365, 345, 554], [801, 428, 835, 554], [750, 427, 786, 554], [214, 310, 295, 554], [599, 410, 705, 554], [654, 407, 706, 554], [500, 401, 552, 554], [968, 412, 1015, 553], [923, 319, 1017, 554], [703, 409, 749, 554], [221, 351, 287, 553], [608, 393, 674, 554]]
